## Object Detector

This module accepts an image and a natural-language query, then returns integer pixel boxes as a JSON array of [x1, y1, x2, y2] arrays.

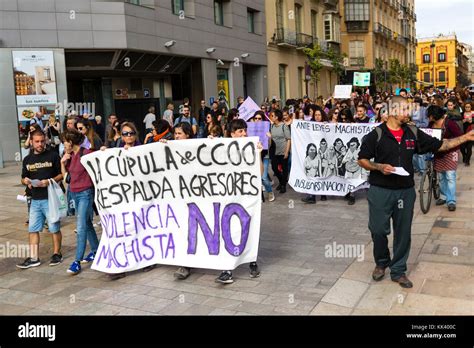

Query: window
[[423, 54, 430, 63], [295, 4, 302, 34], [279, 64, 287, 102], [172, 0, 184, 14], [311, 10, 318, 39], [324, 16, 331, 40], [438, 52, 446, 62], [324, 13, 340, 42], [127, 0, 141, 5], [214, 0, 224, 26], [298, 67, 304, 98], [349, 40, 365, 58], [344, 0, 370, 21], [276, 0, 284, 29], [423, 72, 430, 82], [247, 9, 255, 33], [439, 71, 446, 82]]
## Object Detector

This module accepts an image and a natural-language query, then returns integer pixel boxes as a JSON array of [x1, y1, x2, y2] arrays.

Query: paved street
[[0, 162, 472, 315]]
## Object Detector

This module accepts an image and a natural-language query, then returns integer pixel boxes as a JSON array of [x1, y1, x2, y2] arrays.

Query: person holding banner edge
[[171, 122, 197, 280], [358, 96, 474, 288], [215, 119, 261, 284]]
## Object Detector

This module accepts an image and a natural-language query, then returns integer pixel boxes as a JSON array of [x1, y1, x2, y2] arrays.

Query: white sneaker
[[268, 192, 275, 202]]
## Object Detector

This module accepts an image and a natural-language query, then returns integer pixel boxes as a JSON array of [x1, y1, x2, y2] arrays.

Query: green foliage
[[303, 45, 324, 97], [373, 58, 386, 92], [327, 49, 346, 84]]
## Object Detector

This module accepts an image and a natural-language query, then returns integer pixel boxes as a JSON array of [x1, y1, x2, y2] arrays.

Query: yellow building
[[416, 35, 469, 90], [265, 0, 340, 100], [339, 0, 417, 86]]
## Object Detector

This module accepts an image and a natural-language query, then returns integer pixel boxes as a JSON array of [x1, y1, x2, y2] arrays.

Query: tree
[[407, 63, 418, 90], [373, 58, 386, 92], [457, 71, 471, 88], [388, 58, 402, 90], [303, 45, 324, 99], [327, 48, 346, 85]]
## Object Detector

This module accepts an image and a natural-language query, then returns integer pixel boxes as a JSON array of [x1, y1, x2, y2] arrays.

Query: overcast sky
[[415, 0, 474, 47]]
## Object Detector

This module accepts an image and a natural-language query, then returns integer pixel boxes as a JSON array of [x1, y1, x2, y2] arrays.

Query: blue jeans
[[70, 188, 99, 262], [438, 170, 456, 205], [262, 157, 273, 193], [287, 152, 292, 179], [197, 125, 206, 138], [412, 154, 426, 173], [67, 187, 75, 216], [28, 199, 60, 233]]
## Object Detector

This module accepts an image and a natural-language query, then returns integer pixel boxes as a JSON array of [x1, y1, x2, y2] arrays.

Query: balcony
[[272, 28, 297, 47], [323, 0, 338, 8], [349, 57, 365, 67], [396, 36, 407, 44], [345, 21, 369, 33], [296, 33, 314, 48], [374, 22, 393, 40], [389, 0, 399, 10]]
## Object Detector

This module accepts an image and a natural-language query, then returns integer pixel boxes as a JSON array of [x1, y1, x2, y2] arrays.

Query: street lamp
[[430, 40, 436, 88]]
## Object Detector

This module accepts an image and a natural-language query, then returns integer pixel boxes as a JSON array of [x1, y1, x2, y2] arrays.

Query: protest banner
[[247, 121, 270, 150], [333, 85, 352, 99], [238, 97, 260, 121], [353, 72, 371, 87], [289, 120, 378, 196], [81, 138, 262, 273], [420, 128, 442, 140]]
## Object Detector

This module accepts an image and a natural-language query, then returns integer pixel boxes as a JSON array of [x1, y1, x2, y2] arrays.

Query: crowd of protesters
[[17, 85, 473, 286]]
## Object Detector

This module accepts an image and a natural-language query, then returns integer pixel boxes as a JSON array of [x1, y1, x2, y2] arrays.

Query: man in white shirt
[[143, 106, 156, 134]]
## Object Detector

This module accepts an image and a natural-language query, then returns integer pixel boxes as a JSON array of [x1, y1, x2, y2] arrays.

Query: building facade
[[416, 35, 470, 90], [0, 0, 267, 161], [468, 48, 474, 84], [339, 0, 416, 85], [459, 42, 473, 85], [265, 0, 340, 101]]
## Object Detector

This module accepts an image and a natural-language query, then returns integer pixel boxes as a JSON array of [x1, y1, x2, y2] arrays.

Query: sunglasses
[[77, 127, 84, 131], [255, 117, 262, 120], [122, 131, 136, 137]]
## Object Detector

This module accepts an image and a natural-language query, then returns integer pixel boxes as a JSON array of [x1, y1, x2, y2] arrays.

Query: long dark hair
[[306, 143, 317, 157], [77, 119, 99, 149], [338, 108, 354, 123]]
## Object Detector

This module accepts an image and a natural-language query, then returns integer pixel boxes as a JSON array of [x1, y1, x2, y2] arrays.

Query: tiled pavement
[[0, 161, 472, 315]]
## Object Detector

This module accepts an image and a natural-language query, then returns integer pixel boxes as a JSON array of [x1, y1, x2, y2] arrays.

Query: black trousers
[[271, 155, 289, 186], [460, 141, 472, 164], [368, 185, 416, 279]]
